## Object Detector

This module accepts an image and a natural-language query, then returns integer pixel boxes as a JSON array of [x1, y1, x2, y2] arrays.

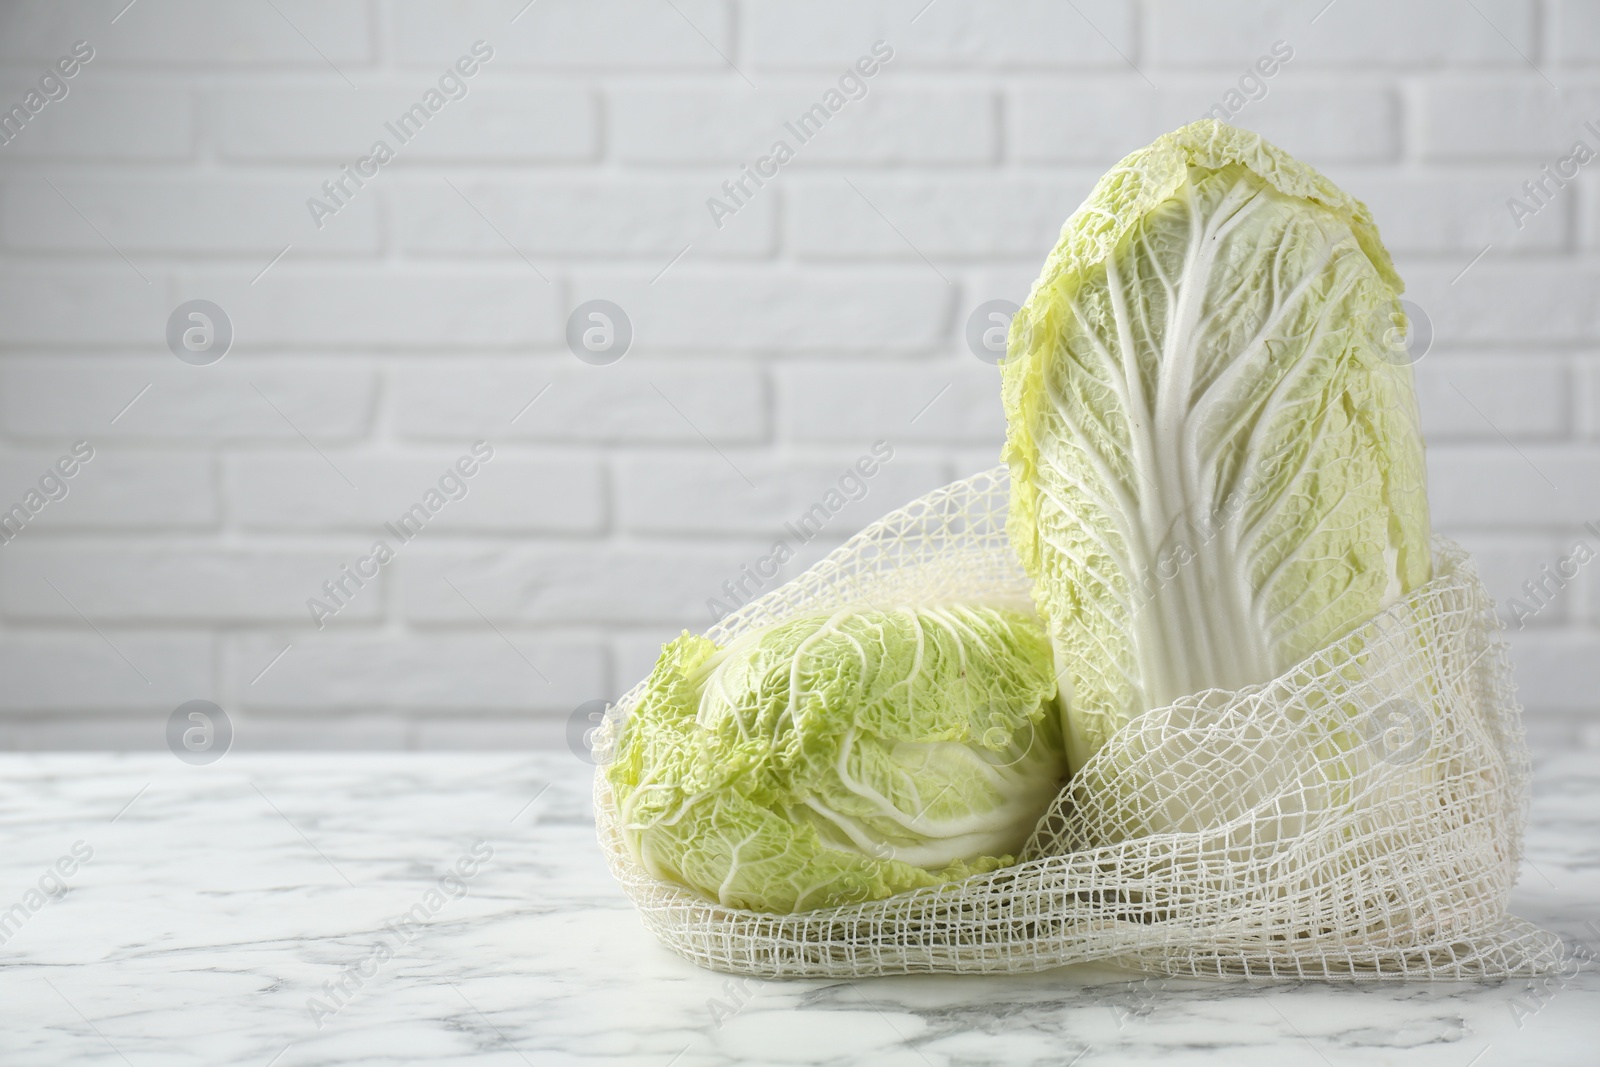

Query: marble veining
[[1, 751, 1595, 1066]]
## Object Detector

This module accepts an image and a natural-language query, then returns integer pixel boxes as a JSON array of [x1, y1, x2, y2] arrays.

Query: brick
[[1398, 261, 1600, 343], [0, 450, 217, 529], [1505, 632, 1600, 713], [229, 715, 478, 750], [1578, 179, 1600, 251], [228, 453, 604, 534], [0, 1, 371, 65], [614, 452, 947, 534], [952, 447, 1006, 478], [788, 176, 1094, 259], [173, 269, 563, 349], [777, 362, 1006, 443], [216, 714, 417, 751], [0, 357, 375, 441], [570, 272, 952, 353], [1589, 549, 1600, 624], [967, 266, 1045, 310], [0, 267, 168, 347], [1552, 1, 1600, 64], [400, 540, 838, 625], [0, 633, 211, 712], [0, 82, 193, 159], [1418, 81, 1600, 160], [390, 0, 731, 68], [610, 85, 996, 164], [1203, 90, 1406, 162], [1413, 356, 1570, 441], [1518, 713, 1589, 753], [408, 716, 574, 751], [2, 547, 388, 624], [1009, 80, 1162, 163], [3, 177, 380, 254], [0, 717, 176, 748], [1447, 532, 1582, 628], [391, 359, 767, 443], [1427, 447, 1600, 527], [612, 630, 677, 695], [392, 176, 773, 258], [1330, 169, 1569, 252], [741, 0, 1136, 67], [210, 85, 596, 162], [1585, 359, 1600, 439], [231, 634, 604, 714], [1012, 81, 1400, 163], [1151, 0, 1535, 66]]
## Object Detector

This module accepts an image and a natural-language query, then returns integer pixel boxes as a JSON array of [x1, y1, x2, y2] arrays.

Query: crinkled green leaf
[[1002, 120, 1432, 772], [607, 606, 1065, 913]]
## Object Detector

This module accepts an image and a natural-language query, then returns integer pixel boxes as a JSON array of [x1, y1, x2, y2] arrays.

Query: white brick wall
[[0, 0, 1596, 752]]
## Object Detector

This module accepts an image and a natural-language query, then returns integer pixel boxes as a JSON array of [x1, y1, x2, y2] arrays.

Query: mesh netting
[[593, 467, 1562, 980]]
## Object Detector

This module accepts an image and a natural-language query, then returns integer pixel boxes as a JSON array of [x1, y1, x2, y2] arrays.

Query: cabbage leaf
[[1002, 120, 1432, 773], [607, 606, 1065, 913]]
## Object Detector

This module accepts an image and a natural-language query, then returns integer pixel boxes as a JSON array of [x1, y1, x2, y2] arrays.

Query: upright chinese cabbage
[[1002, 120, 1432, 773], [606, 606, 1065, 914]]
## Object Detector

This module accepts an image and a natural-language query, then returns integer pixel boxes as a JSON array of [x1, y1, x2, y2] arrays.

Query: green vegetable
[[1002, 119, 1432, 774], [607, 606, 1065, 913]]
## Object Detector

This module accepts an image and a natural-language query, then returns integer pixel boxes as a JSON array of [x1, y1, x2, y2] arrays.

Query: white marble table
[[1, 750, 1595, 1067]]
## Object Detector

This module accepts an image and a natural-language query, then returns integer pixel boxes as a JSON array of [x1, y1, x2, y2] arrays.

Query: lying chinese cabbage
[[607, 606, 1065, 913], [1002, 120, 1432, 773]]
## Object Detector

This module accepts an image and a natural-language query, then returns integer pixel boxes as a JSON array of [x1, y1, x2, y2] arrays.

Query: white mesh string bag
[[593, 467, 1562, 980]]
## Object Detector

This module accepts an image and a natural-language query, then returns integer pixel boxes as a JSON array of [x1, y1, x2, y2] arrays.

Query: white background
[[0, 0, 1594, 752]]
